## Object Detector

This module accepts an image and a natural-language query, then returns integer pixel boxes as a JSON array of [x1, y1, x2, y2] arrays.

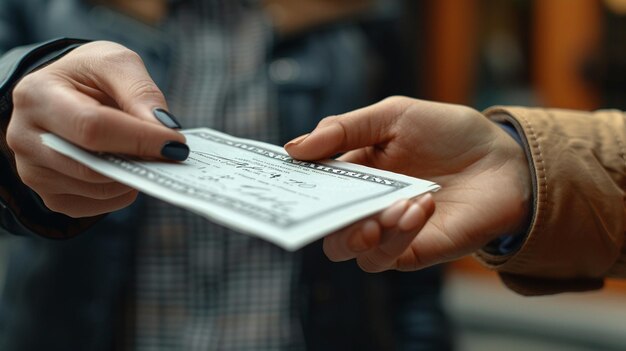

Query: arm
[[475, 107, 626, 295], [1, 40, 187, 239], [286, 96, 532, 273], [285, 97, 626, 295], [0, 38, 97, 238], [0, 0, 104, 238]]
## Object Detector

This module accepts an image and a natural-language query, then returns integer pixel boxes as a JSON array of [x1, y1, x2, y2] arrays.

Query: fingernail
[[161, 141, 189, 161], [380, 200, 409, 228], [416, 193, 434, 211], [348, 229, 369, 252], [153, 108, 182, 129], [362, 220, 379, 236], [285, 133, 309, 148], [398, 203, 424, 231], [348, 220, 379, 252]]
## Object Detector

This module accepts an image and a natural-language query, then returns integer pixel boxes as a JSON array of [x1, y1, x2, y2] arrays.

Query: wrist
[[0, 38, 99, 239], [484, 120, 533, 254]]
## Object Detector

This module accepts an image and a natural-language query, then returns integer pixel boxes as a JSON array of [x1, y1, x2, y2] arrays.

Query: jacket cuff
[[482, 121, 530, 255], [474, 106, 626, 295], [1, 38, 104, 239]]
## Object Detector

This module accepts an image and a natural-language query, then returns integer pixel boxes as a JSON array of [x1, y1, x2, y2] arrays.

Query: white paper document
[[41, 128, 439, 250]]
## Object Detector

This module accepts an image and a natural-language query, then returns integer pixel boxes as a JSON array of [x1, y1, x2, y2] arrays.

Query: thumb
[[78, 42, 174, 127], [284, 96, 411, 160]]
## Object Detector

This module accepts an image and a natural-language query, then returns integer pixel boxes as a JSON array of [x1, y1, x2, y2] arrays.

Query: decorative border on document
[[102, 131, 412, 229]]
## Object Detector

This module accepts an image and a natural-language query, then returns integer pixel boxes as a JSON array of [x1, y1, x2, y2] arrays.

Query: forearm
[[476, 106, 626, 295], [0, 38, 103, 239]]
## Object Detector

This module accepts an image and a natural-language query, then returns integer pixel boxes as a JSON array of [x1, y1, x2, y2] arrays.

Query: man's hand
[[7, 41, 187, 218], [285, 96, 532, 272]]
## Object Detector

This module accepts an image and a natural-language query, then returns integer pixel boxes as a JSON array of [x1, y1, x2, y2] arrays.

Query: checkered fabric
[[130, 1, 304, 350]]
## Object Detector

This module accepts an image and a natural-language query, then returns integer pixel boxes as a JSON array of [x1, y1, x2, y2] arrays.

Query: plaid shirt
[[0, 1, 452, 350], [131, 1, 301, 350]]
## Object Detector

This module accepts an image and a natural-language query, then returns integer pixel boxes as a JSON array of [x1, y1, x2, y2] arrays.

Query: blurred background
[[2, 0, 626, 350], [409, 0, 626, 350]]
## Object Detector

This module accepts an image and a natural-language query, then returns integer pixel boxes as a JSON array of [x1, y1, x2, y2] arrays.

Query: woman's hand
[[286, 96, 532, 272], [7, 41, 187, 218]]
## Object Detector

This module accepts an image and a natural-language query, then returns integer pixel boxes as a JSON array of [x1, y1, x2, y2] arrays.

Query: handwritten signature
[[237, 185, 298, 213]]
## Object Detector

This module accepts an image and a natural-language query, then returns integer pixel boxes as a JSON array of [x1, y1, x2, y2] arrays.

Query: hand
[[7, 41, 187, 218], [285, 96, 532, 272]]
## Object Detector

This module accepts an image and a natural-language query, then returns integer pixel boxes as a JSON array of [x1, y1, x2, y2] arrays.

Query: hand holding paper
[[285, 96, 532, 272], [42, 127, 439, 251], [7, 41, 186, 218]]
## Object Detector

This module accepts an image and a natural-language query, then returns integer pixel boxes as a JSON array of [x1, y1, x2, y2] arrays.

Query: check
[[42, 128, 439, 250]]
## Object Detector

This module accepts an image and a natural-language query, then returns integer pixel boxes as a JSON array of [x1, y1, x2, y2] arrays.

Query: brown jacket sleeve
[[474, 106, 626, 295]]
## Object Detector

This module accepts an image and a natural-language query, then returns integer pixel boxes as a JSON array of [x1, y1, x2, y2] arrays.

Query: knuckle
[[41, 195, 70, 215], [316, 115, 338, 128], [73, 110, 103, 149], [14, 161, 41, 187], [97, 43, 144, 66], [334, 119, 350, 147], [357, 255, 384, 273], [458, 106, 481, 121], [76, 163, 100, 182], [92, 183, 125, 200], [12, 74, 39, 109], [407, 245, 428, 270], [19, 170, 41, 190], [383, 96, 413, 118], [376, 244, 399, 263], [6, 124, 25, 154], [382, 95, 409, 106], [116, 48, 143, 65], [126, 79, 163, 101], [393, 254, 415, 272], [92, 184, 111, 200], [132, 128, 153, 157]]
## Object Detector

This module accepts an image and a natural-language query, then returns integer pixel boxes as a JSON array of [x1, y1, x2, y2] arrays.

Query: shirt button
[[269, 58, 301, 84]]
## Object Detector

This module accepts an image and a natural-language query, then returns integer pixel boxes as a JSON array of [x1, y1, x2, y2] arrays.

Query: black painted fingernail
[[153, 108, 182, 129], [161, 141, 189, 161]]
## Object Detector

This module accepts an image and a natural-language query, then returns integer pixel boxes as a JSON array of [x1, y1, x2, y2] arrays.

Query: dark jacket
[[0, 1, 451, 350]]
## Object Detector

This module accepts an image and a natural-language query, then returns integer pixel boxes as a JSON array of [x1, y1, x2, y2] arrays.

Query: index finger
[[37, 89, 188, 161], [284, 96, 413, 160]]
